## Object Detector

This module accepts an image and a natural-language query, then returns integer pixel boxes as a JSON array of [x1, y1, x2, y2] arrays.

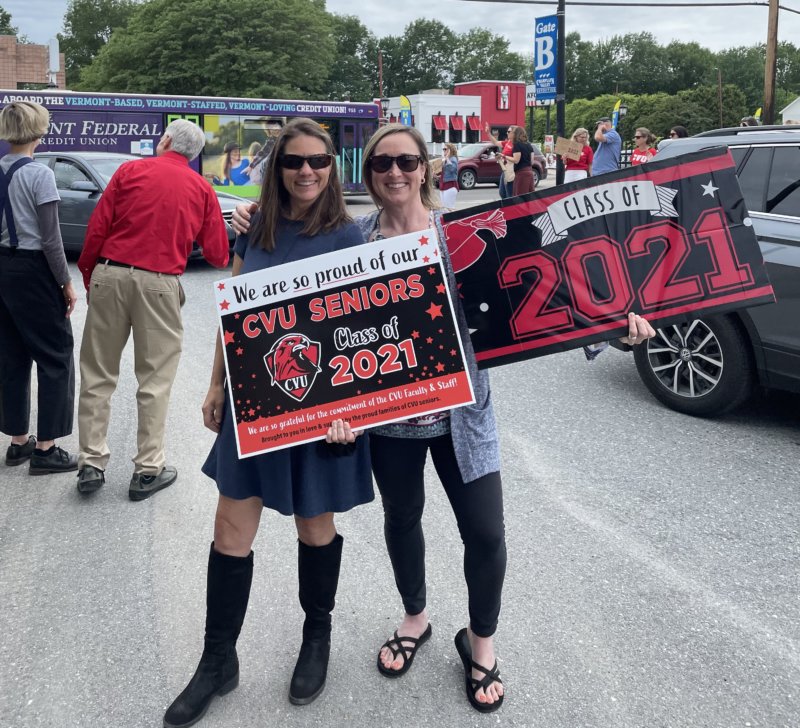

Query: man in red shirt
[[76, 119, 229, 500]]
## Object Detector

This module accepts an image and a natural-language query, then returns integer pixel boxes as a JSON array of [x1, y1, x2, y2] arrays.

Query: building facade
[[0, 36, 65, 90], [381, 80, 527, 149]]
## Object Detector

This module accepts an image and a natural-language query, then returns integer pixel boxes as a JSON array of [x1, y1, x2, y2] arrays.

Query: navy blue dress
[[202, 216, 374, 517]]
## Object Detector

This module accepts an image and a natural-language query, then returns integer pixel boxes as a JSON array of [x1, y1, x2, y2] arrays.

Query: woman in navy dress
[[165, 119, 373, 728]]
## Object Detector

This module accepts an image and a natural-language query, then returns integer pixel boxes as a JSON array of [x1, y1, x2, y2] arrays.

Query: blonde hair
[[0, 101, 49, 144], [362, 124, 438, 210], [571, 127, 589, 143], [444, 142, 458, 159]]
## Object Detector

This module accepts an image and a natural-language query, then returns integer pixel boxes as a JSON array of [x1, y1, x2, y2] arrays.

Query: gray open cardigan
[[357, 210, 501, 484]]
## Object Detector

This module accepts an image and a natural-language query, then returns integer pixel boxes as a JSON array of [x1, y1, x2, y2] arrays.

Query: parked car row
[[32, 152, 244, 257], [627, 125, 800, 416]]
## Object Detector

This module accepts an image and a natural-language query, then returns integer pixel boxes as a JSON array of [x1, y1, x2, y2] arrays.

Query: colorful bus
[[0, 90, 379, 196]]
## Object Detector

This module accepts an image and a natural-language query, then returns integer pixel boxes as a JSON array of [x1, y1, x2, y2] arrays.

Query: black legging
[[369, 433, 506, 637]]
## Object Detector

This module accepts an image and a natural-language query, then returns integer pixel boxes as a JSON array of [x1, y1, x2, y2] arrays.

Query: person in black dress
[[164, 119, 373, 728]]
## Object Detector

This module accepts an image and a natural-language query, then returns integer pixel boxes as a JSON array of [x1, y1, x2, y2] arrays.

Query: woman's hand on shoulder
[[202, 383, 226, 433], [232, 203, 257, 236], [325, 419, 362, 444], [620, 312, 656, 346]]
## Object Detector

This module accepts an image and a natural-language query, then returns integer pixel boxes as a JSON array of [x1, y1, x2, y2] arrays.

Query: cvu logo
[[264, 333, 321, 402]]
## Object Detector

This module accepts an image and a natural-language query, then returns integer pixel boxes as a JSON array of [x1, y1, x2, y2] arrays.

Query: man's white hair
[[163, 119, 206, 160]]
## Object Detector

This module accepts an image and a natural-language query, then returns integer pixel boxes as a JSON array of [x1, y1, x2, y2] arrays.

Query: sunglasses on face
[[368, 154, 422, 173], [669, 132, 678, 137], [634, 135, 643, 139], [278, 154, 333, 170]]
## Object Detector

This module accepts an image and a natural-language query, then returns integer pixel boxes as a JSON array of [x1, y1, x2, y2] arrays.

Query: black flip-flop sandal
[[454, 627, 505, 713], [376, 623, 433, 677]]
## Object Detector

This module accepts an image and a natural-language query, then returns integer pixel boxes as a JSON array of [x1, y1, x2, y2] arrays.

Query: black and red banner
[[441, 147, 775, 368], [214, 230, 474, 457]]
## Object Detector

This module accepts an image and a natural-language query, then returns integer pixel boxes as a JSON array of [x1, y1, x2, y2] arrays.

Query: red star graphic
[[436, 283, 446, 294], [423, 255, 430, 263], [236, 399, 241, 405], [426, 302, 443, 320], [450, 348, 457, 356], [426, 336, 433, 344], [235, 347, 243, 356], [219, 299, 230, 311], [419, 235, 429, 245], [435, 362, 445, 373], [248, 408, 256, 417], [411, 330, 420, 339], [217, 282, 226, 291], [237, 383, 243, 389], [234, 313, 240, 319], [223, 330, 235, 345], [427, 266, 436, 275], [438, 328, 444, 333], [276, 405, 282, 410]]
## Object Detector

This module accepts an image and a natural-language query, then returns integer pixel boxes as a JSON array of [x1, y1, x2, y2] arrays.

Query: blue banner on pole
[[534, 15, 558, 103]]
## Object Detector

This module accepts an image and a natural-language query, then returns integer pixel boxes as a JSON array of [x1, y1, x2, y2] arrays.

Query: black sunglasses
[[278, 153, 333, 170], [634, 135, 643, 139], [368, 154, 422, 173]]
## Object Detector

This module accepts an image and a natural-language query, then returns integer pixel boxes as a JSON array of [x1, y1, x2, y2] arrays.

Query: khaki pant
[[78, 263, 184, 475]]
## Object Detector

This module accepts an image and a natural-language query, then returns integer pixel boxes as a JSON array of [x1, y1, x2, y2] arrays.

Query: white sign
[[525, 84, 536, 107]]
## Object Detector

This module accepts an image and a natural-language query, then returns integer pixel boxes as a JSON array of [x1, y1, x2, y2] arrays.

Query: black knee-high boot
[[164, 544, 253, 728], [288, 533, 343, 705]]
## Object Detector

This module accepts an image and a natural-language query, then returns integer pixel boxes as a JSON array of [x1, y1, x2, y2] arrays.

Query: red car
[[439, 142, 548, 190]]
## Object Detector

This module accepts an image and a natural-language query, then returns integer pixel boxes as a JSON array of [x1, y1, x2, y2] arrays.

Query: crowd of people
[[1, 102, 657, 724]]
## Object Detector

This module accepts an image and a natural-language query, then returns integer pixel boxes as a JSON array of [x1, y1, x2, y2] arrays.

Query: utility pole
[[555, 0, 565, 185], [716, 68, 723, 128], [763, 0, 779, 124]]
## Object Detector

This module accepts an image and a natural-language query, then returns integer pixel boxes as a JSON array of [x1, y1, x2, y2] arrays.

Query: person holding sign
[[357, 123, 507, 712], [164, 119, 372, 728], [229, 124, 656, 714], [563, 127, 593, 183]]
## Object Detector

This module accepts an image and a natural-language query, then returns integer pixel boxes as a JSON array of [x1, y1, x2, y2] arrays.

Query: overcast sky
[[6, 0, 800, 61]]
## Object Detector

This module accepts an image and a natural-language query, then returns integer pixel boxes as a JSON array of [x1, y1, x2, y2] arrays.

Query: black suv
[[630, 126, 800, 416]]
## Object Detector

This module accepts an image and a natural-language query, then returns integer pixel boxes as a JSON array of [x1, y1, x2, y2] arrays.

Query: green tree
[[452, 29, 527, 85], [59, 0, 138, 87], [0, 5, 18, 35], [79, 0, 335, 98], [322, 14, 380, 102], [380, 19, 457, 95], [662, 41, 716, 95]]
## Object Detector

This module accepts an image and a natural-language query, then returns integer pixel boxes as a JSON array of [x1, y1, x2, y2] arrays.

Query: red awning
[[467, 116, 481, 131], [450, 115, 465, 130], [432, 115, 447, 131]]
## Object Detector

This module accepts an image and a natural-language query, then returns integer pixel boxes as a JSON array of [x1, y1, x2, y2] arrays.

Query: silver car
[[32, 151, 244, 257]]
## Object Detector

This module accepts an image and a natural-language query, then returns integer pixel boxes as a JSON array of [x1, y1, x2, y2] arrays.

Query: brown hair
[[253, 118, 350, 251], [635, 127, 656, 145], [510, 125, 528, 144], [362, 123, 438, 210]]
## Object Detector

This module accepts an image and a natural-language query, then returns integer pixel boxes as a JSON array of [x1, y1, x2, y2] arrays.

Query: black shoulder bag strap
[[0, 157, 35, 248]]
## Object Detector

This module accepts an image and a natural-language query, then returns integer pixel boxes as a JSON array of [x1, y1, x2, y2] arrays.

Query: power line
[[461, 0, 800, 15]]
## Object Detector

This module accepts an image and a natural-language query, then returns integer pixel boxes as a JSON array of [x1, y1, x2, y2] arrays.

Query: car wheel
[[533, 167, 541, 186], [632, 315, 755, 416], [458, 168, 477, 190]]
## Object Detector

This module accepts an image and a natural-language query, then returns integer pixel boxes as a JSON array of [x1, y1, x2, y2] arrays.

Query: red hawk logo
[[264, 333, 321, 402], [443, 209, 508, 273]]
